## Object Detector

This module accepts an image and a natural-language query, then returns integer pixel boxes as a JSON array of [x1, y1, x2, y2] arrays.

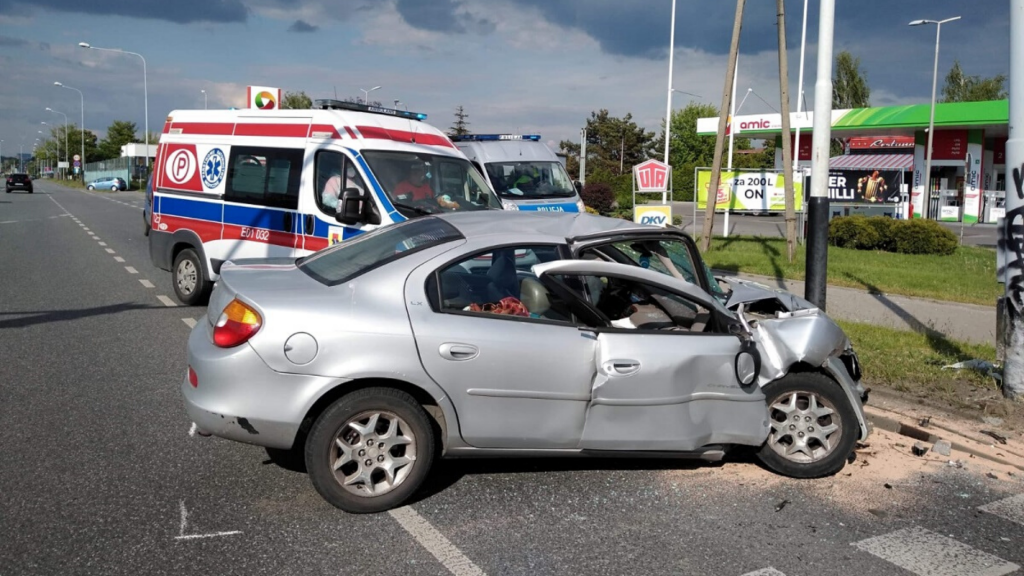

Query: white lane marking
[[87, 231, 95, 236], [125, 266, 139, 274], [105, 248, 116, 254], [83, 227, 90, 231], [852, 526, 1019, 576], [388, 506, 485, 576], [157, 295, 177, 307], [139, 279, 155, 288], [182, 318, 198, 328], [97, 242, 107, 246], [175, 500, 241, 541], [188, 422, 197, 437], [741, 570, 786, 576], [114, 256, 125, 262], [980, 494, 1024, 527], [47, 194, 73, 215]]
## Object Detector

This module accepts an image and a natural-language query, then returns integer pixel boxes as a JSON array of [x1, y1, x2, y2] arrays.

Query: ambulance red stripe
[[354, 126, 455, 149]]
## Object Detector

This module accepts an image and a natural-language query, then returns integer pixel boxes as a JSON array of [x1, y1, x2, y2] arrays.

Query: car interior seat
[[486, 250, 520, 301]]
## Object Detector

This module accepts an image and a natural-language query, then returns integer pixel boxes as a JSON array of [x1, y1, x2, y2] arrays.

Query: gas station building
[[697, 99, 1009, 223]]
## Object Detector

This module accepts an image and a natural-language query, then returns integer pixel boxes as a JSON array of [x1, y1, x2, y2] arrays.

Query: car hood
[[719, 276, 816, 313], [751, 308, 852, 383]]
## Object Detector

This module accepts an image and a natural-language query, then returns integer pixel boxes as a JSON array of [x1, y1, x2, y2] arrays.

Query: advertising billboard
[[827, 169, 902, 203], [696, 169, 803, 211]]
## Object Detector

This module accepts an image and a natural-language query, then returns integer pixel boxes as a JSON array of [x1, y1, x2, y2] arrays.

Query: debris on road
[[919, 416, 931, 427], [980, 430, 1009, 445], [912, 442, 929, 457], [884, 483, 893, 489], [987, 472, 999, 479], [982, 416, 1005, 426], [775, 499, 790, 512], [933, 439, 952, 457], [948, 460, 966, 469], [941, 359, 1003, 383]]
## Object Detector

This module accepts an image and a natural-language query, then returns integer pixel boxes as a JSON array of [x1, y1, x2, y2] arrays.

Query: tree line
[[33, 120, 157, 169]]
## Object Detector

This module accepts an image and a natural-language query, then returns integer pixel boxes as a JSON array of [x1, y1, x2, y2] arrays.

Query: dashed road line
[[182, 318, 198, 328], [979, 494, 1024, 527], [105, 248, 116, 254], [97, 242, 107, 246], [83, 227, 90, 231], [114, 256, 125, 263], [125, 266, 139, 274], [139, 279, 155, 288], [741, 570, 786, 576], [388, 506, 485, 576], [157, 295, 177, 307], [87, 231, 95, 236], [47, 195, 73, 215], [852, 526, 1019, 576]]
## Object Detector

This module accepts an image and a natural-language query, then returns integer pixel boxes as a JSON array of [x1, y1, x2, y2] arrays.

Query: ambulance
[[149, 100, 501, 305], [450, 134, 585, 213]]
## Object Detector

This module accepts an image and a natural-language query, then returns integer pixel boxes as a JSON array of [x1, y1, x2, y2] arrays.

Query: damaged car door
[[534, 260, 770, 452]]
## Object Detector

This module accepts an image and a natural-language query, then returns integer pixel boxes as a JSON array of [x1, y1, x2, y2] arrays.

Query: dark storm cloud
[[0, 34, 31, 47], [288, 19, 318, 32], [395, 0, 467, 32], [0, 0, 249, 23]]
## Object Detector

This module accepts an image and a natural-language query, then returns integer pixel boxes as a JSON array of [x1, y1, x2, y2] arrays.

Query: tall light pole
[[792, 0, 809, 176], [663, 0, 678, 170], [80, 42, 149, 176], [909, 16, 961, 219], [1001, 0, 1023, 399], [360, 86, 381, 104], [55, 82, 85, 180], [201, 89, 207, 109], [46, 108, 68, 180], [805, 0, 836, 310]]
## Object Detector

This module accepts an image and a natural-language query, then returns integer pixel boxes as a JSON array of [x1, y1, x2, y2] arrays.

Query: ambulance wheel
[[173, 248, 211, 306]]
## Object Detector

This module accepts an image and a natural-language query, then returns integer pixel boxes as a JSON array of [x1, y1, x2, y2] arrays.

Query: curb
[[864, 409, 1024, 473]]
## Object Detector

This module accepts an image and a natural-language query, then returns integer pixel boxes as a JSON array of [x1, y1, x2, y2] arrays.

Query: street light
[[55, 81, 86, 180], [80, 42, 149, 175], [46, 107, 68, 180], [360, 86, 381, 104], [909, 16, 961, 218], [201, 89, 207, 109]]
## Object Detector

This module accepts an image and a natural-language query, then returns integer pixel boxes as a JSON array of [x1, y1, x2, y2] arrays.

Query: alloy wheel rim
[[330, 410, 416, 498], [766, 390, 842, 463], [176, 260, 197, 295]]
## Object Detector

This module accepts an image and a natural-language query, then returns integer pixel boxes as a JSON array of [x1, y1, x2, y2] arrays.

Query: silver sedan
[[184, 211, 869, 513]]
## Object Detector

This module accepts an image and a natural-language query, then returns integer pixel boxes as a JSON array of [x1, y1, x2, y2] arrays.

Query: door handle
[[439, 343, 479, 361], [602, 360, 640, 376], [304, 214, 314, 235]]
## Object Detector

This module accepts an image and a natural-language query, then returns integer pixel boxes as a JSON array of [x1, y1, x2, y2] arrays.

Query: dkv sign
[[634, 205, 672, 227]]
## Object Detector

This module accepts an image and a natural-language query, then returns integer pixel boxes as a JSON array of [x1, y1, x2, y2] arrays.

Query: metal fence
[[83, 156, 150, 188]]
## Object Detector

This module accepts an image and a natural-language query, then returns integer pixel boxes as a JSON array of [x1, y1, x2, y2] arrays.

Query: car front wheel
[[306, 387, 435, 514], [111, 185, 118, 191], [172, 248, 210, 305], [756, 372, 859, 478], [87, 185, 94, 190]]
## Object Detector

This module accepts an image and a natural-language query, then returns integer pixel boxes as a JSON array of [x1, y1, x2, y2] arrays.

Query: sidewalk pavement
[[721, 271, 996, 346]]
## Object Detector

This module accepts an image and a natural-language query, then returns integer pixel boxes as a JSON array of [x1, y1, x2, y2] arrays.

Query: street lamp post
[[909, 16, 961, 219], [360, 86, 381, 104], [55, 82, 86, 180], [663, 0, 677, 173], [792, 0, 810, 176], [80, 42, 149, 177], [201, 89, 207, 109], [46, 108, 68, 180]]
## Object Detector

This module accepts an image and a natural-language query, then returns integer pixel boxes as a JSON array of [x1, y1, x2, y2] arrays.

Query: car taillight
[[188, 366, 198, 388], [213, 299, 262, 347]]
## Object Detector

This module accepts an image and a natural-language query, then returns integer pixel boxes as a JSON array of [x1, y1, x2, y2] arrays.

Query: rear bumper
[[182, 321, 346, 449]]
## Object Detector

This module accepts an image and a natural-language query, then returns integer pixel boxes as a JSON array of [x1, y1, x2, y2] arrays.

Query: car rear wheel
[[756, 372, 858, 478], [87, 185, 94, 190], [143, 215, 150, 237], [172, 248, 211, 306], [306, 387, 435, 514]]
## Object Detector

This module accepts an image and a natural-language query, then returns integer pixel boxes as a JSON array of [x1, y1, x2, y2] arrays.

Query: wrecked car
[[183, 212, 869, 513]]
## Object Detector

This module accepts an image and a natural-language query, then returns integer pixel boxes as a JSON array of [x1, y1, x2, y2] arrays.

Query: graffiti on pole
[[1002, 164, 1024, 314]]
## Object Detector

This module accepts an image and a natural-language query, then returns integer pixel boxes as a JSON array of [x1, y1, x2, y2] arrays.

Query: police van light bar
[[313, 99, 427, 121], [449, 134, 542, 142]]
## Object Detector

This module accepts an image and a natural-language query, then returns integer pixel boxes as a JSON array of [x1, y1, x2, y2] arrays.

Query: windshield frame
[[484, 160, 578, 200], [362, 150, 501, 218]]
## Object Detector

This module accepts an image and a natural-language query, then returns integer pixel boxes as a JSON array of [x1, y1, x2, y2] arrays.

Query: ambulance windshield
[[363, 151, 501, 216], [485, 161, 577, 199]]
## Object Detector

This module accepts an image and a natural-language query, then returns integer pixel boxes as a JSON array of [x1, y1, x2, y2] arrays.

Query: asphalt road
[[1, 181, 1022, 576]]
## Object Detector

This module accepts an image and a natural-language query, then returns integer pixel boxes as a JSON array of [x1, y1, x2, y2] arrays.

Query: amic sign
[[634, 204, 672, 227], [633, 159, 670, 192]]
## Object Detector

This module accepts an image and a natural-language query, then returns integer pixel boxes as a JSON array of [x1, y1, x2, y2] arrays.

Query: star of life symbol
[[202, 148, 226, 189]]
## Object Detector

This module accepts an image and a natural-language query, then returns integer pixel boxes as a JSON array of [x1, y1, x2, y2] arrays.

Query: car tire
[[172, 248, 211, 306], [87, 185, 94, 190], [755, 372, 859, 479], [143, 215, 150, 237], [305, 387, 435, 514]]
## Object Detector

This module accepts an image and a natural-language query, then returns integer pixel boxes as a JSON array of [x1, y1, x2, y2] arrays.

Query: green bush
[[580, 182, 614, 214], [829, 216, 881, 250], [891, 219, 958, 255], [863, 216, 896, 251]]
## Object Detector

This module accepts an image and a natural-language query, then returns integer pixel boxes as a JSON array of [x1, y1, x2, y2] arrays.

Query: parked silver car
[[184, 212, 868, 513]]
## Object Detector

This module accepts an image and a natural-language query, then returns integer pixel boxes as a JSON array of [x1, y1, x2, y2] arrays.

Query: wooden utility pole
[[777, 0, 797, 262], [701, 0, 746, 252]]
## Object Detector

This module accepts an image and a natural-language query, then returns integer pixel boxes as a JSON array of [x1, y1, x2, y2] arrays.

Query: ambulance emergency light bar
[[313, 99, 427, 121], [449, 134, 542, 142]]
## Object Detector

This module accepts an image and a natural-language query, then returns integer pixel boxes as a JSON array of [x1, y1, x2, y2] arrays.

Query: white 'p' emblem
[[166, 149, 196, 185]]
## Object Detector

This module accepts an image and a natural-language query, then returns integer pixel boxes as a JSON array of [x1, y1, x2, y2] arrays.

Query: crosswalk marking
[[853, 526, 1019, 576], [980, 494, 1024, 527]]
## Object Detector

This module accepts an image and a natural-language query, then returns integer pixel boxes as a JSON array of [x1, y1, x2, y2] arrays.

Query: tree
[[941, 60, 1007, 102], [98, 120, 141, 161], [282, 90, 312, 109], [449, 105, 470, 137], [831, 51, 871, 156]]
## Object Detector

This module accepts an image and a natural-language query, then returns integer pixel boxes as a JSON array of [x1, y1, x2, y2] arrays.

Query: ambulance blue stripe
[[223, 204, 295, 233], [160, 195, 223, 222]]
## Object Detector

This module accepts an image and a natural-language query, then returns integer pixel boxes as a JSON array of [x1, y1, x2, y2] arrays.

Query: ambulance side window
[[315, 151, 370, 216], [225, 146, 303, 210]]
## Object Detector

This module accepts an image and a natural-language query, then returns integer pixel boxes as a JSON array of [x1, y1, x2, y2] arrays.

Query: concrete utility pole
[[701, 0, 746, 252], [776, 0, 797, 263], [805, 0, 836, 310], [1002, 0, 1024, 399]]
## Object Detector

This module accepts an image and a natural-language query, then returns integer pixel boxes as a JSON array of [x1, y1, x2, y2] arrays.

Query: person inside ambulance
[[319, 157, 368, 213], [393, 162, 434, 202]]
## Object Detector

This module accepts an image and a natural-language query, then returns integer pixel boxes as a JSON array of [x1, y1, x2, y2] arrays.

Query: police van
[[149, 100, 501, 305], [451, 134, 585, 213]]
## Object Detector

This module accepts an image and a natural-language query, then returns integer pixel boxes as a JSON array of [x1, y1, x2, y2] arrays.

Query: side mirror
[[573, 180, 583, 194], [335, 187, 368, 226], [734, 339, 761, 387]]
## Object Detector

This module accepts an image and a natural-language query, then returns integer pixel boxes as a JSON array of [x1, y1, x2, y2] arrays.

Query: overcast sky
[[0, 0, 1009, 157]]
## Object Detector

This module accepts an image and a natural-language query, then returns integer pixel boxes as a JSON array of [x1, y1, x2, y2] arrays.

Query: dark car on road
[[6, 173, 33, 193]]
